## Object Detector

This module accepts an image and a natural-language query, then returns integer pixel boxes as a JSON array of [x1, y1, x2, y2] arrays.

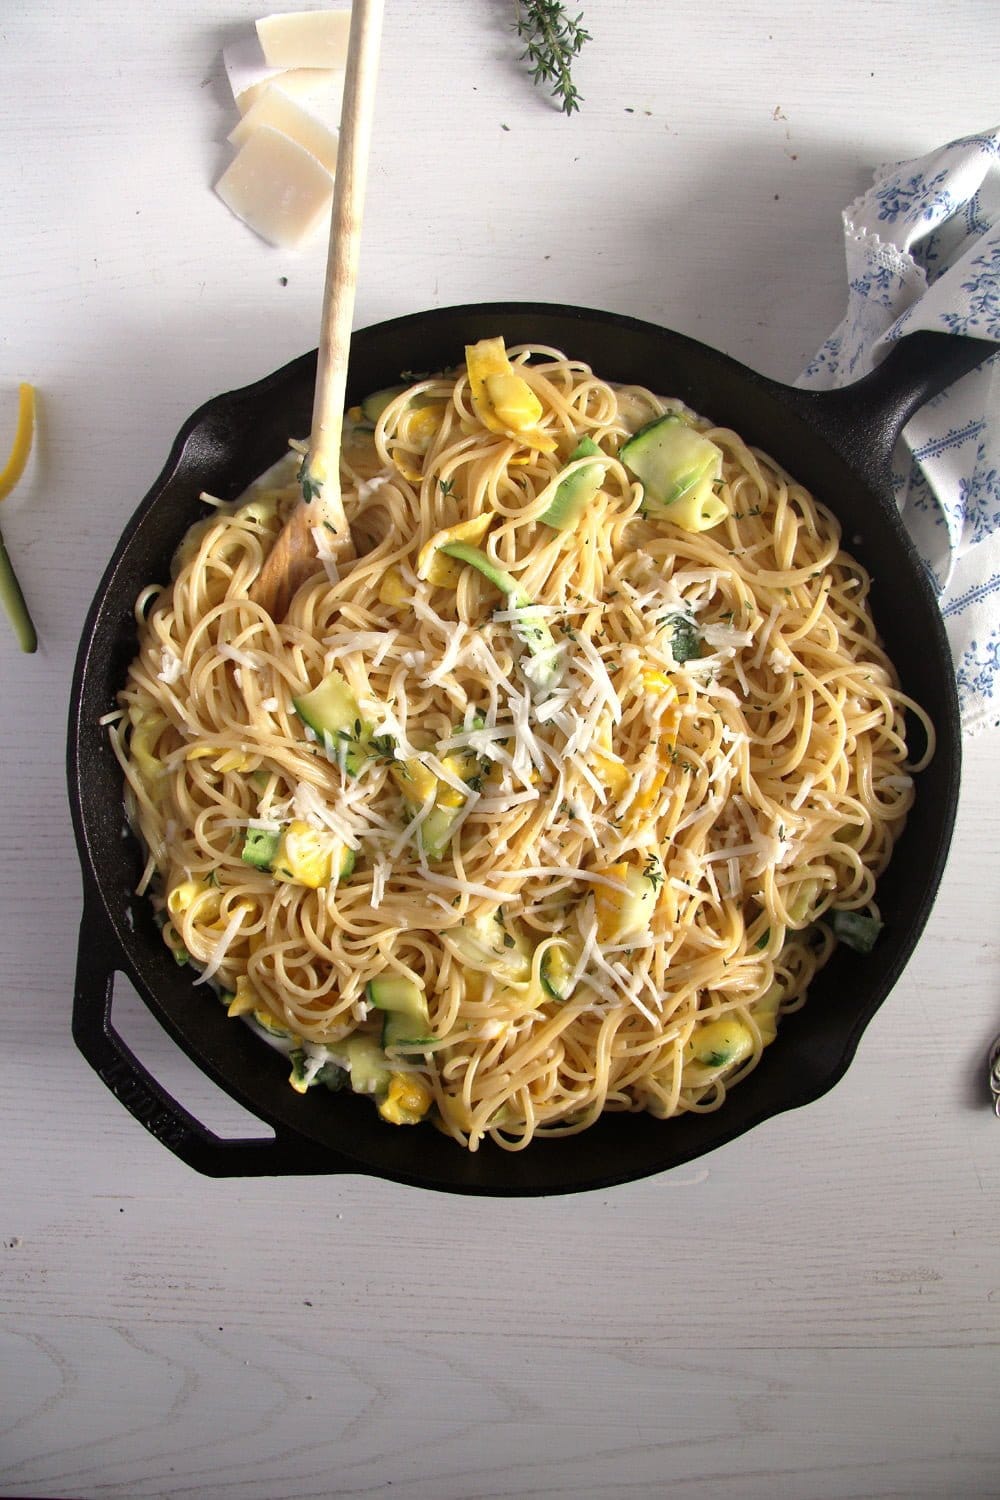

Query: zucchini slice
[[538, 437, 606, 529], [621, 413, 724, 526], [366, 975, 430, 1026], [293, 668, 371, 776]]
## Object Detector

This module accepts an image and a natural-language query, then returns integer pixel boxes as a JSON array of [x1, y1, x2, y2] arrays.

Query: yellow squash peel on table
[[0, 383, 38, 653]]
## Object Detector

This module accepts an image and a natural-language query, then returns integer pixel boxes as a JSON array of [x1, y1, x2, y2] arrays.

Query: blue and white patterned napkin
[[799, 129, 1000, 735]]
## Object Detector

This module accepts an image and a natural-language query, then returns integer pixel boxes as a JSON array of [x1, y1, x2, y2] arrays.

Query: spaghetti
[[110, 340, 930, 1151]]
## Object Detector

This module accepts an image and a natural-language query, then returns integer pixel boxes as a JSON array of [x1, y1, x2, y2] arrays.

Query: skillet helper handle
[[71, 899, 349, 1177], [788, 330, 997, 493]]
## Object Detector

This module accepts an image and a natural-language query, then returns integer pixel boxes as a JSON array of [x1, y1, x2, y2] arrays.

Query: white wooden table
[[2, 3, 998, 1496]]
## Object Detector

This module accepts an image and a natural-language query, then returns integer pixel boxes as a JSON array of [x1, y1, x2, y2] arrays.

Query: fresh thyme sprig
[[512, 1, 590, 116]]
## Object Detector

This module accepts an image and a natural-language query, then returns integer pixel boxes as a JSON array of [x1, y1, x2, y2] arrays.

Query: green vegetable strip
[[830, 909, 883, 954], [0, 523, 37, 653]]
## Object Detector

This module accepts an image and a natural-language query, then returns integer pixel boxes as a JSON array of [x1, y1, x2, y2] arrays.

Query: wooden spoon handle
[[308, 0, 385, 509], [250, 0, 384, 620]]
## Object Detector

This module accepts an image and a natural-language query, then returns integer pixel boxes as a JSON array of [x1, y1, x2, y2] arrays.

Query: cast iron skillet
[[67, 302, 995, 1195]]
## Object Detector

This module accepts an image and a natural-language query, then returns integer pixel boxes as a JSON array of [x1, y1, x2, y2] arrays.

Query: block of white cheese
[[239, 68, 345, 129], [223, 32, 281, 103], [215, 125, 334, 248], [256, 9, 351, 71], [223, 34, 345, 127], [229, 85, 339, 174]]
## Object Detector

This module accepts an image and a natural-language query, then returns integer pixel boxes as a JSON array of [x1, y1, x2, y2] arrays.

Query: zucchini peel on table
[[0, 383, 39, 653]]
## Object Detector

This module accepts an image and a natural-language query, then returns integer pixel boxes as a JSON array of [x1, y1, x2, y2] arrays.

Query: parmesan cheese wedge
[[223, 33, 281, 105], [229, 85, 339, 174], [237, 68, 345, 128], [223, 34, 344, 126], [214, 125, 334, 247], [256, 9, 351, 70]]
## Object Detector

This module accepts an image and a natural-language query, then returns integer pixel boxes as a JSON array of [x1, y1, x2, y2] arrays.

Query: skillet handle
[[787, 330, 996, 493], [71, 899, 349, 1177]]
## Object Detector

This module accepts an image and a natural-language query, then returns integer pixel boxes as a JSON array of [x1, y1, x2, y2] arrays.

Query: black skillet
[[67, 302, 995, 1195]]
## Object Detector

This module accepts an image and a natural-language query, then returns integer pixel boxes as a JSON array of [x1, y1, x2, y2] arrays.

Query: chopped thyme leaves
[[297, 458, 322, 503]]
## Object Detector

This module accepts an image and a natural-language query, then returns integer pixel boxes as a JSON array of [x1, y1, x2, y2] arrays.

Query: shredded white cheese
[[291, 780, 362, 849], [193, 905, 247, 986], [414, 868, 520, 902], [356, 473, 394, 503], [389, 788, 438, 858], [218, 643, 259, 671], [310, 526, 340, 583], [573, 632, 622, 724], [370, 856, 389, 910], [157, 648, 184, 685], [701, 622, 754, 651], [424, 620, 471, 687], [790, 773, 815, 811], [751, 603, 782, 670]]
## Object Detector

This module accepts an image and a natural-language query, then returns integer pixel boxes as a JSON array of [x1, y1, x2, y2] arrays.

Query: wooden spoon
[[250, 0, 385, 621]]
